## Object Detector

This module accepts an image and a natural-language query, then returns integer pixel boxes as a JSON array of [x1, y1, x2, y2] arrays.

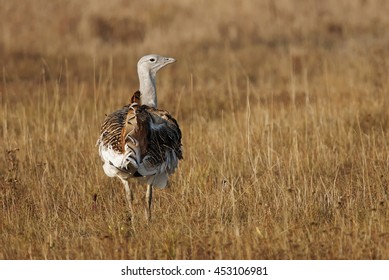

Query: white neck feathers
[[138, 68, 157, 107]]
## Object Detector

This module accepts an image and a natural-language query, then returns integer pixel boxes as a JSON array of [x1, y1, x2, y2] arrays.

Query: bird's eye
[[149, 58, 156, 62]]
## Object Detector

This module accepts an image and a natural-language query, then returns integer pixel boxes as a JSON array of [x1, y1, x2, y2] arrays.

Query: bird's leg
[[121, 179, 134, 220], [145, 184, 153, 221]]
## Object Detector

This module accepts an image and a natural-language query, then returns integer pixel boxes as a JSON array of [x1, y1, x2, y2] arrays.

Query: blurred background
[[2, 0, 389, 82]]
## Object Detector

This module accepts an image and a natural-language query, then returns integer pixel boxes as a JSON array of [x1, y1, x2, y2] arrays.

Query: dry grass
[[1, 0, 389, 259]]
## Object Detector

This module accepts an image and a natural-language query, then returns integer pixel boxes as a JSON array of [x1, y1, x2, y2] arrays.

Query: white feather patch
[[99, 143, 139, 178]]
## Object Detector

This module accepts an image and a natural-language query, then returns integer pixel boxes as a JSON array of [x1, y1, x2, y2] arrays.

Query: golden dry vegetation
[[1, 0, 389, 259]]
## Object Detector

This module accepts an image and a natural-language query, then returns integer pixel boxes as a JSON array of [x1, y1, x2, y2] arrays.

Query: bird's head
[[137, 54, 176, 76]]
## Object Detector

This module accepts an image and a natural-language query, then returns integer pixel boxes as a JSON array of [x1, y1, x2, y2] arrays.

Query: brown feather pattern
[[99, 105, 132, 153], [99, 90, 182, 176]]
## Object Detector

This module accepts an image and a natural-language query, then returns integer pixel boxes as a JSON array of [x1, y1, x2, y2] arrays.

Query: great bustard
[[97, 54, 182, 221]]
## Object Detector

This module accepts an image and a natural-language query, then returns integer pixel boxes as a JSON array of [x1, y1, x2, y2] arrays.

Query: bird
[[97, 54, 183, 221]]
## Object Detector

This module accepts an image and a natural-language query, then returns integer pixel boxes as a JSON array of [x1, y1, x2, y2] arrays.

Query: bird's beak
[[164, 57, 176, 65], [155, 56, 176, 72]]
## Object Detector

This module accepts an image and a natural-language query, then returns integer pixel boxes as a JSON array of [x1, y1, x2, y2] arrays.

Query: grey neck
[[138, 70, 157, 108]]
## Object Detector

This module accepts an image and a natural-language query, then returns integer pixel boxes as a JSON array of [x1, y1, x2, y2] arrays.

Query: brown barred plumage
[[99, 104, 132, 153], [99, 91, 182, 167]]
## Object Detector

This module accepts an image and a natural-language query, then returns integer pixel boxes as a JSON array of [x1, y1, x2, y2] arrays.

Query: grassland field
[[1, 0, 389, 259]]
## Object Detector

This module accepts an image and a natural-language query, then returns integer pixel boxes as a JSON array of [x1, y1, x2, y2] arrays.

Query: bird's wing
[[99, 91, 142, 154], [98, 91, 143, 178], [99, 105, 130, 153], [135, 105, 183, 177]]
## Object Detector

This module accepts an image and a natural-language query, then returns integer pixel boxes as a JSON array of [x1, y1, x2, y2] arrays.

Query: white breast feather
[[98, 142, 139, 178]]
